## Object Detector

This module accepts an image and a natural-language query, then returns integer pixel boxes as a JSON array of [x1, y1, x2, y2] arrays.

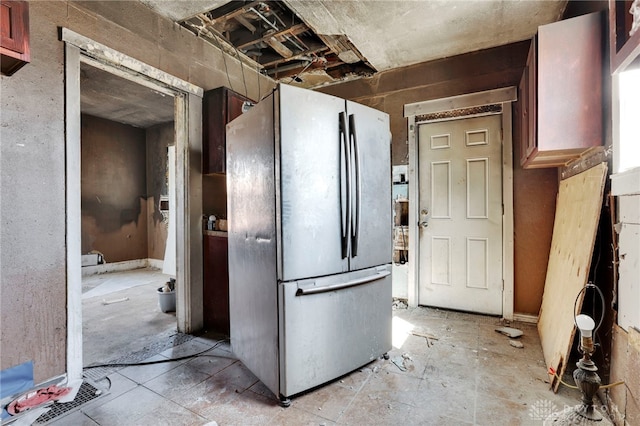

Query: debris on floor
[[411, 330, 439, 347], [392, 299, 408, 310], [6, 385, 71, 416], [101, 297, 129, 305], [509, 340, 525, 349], [495, 326, 524, 338], [391, 353, 412, 372]]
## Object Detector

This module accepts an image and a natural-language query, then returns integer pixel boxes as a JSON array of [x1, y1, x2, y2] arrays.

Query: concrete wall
[[81, 114, 148, 262], [146, 122, 174, 261], [320, 41, 557, 315], [0, 1, 67, 383], [0, 0, 273, 383]]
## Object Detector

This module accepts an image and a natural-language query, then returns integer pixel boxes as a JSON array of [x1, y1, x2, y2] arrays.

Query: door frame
[[404, 87, 516, 320], [62, 28, 204, 381]]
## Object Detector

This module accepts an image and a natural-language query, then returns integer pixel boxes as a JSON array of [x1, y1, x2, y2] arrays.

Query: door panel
[[279, 84, 348, 281], [418, 115, 503, 315], [346, 100, 392, 271]]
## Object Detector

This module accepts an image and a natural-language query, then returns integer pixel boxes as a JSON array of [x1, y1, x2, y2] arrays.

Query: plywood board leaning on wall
[[538, 162, 608, 392]]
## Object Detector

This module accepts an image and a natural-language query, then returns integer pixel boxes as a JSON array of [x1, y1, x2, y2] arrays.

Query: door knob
[[419, 209, 429, 228]]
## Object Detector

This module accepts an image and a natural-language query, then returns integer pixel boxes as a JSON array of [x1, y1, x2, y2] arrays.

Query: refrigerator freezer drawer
[[278, 265, 392, 397]]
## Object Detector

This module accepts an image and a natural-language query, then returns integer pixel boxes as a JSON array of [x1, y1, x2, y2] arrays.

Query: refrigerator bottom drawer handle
[[296, 270, 391, 296]]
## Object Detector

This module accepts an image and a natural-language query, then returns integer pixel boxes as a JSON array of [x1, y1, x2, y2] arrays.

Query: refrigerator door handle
[[348, 114, 361, 257], [296, 270, 391, 295], [339, 112, 350, 259]]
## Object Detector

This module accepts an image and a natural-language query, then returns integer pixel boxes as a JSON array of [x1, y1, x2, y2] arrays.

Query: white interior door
[[417, 114, 503, 315]]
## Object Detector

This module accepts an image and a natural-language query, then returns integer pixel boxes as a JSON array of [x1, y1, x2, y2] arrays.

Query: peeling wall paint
[[146, 122, 174, 260], [81, 114, 148, 262]]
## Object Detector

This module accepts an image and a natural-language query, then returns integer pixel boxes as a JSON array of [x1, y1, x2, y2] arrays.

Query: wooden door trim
[[404, 87, 516, 320]]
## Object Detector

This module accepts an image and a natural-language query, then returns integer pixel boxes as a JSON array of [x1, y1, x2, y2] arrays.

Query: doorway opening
[[63, 29, 204, 382], [79, 62, 177, 366]]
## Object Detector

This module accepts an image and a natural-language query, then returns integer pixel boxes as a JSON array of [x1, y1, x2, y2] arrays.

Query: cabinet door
[[226, 92, 247, 125], [0, 0, 30, 76], [519, 36, 538, 167], [203, 235, 230, 334], [521, 12, 603, 168], [202, 87, 251, 174], [537, 12, 602, 155]]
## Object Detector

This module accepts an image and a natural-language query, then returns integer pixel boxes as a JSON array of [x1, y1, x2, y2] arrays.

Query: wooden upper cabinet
[[609, 0, 640, 72], [518, 38, 537, 165], [202, 87, 253, 174], [1, 0, 30, 76], [519, 12, 603, 169]]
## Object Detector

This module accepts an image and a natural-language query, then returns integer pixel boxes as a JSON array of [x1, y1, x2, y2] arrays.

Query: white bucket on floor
[[157, 288, 176, 313]]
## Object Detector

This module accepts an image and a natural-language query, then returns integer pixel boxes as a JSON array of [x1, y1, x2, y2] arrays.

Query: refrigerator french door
[[227, 83, 392, 402]]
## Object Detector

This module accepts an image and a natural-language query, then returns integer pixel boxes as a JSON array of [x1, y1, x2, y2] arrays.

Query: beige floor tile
[[292, 381, 357, 422], [53, 287, 587, 425], [271, 406, 338, 425], [159, 338, 214, 359], [337, 395, 414, 425], [79, 372, 138, 412], [118, 354, 184, 384], [408, 404, 474, 426], [169, 374, 243, 416], [51, 410, 100, 425], [182, 354, 236, 377], [144, 362, 212, 401], [474, 393, 540, 426], [333, 364, 373, 392], [208, 361, 260, 391], [413, 374, 476, 423], [198, 389, 283, 425], [82, 385, 204, 426]]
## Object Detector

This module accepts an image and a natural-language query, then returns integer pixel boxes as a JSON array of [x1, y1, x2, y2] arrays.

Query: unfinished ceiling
[[80, 63, 175, 128], [177, 1, 376, 83], [142, 0, 568, 88], [81, 0, 569, 124]]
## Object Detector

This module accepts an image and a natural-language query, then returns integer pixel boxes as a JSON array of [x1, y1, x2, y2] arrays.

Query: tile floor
[[48, 288, 583, 426]]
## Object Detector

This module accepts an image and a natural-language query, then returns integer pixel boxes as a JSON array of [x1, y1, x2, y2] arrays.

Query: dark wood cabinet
[[609, 0, 640, 72], [202, 87, 252, 174], [518, 12, 603, 168], [203, 233, 230, 335], [0, 0, 30, 76], [518, 37, 537, 166]]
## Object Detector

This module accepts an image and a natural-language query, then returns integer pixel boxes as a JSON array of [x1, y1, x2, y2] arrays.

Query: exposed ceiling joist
[[178, 0, 376, 86], [143, 0, 568, 88]]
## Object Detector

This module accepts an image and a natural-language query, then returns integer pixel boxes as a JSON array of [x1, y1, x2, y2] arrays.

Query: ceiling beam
[[265, 36, 294, 58], [237, 23, 308, 50], [261, 45, 328, 68], [234, 15, 257, 33]]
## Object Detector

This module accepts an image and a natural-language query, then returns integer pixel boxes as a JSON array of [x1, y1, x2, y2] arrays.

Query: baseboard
[[512, 313, 539, 324], [147, 258, 164, 270], [82, 259, 152, 276]]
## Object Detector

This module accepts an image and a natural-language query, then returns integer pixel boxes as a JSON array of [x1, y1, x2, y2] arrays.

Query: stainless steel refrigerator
[[226, 83, 392, 404]]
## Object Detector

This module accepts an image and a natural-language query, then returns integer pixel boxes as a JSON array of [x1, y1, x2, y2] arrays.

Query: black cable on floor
[[83, 338, 231, 370]]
